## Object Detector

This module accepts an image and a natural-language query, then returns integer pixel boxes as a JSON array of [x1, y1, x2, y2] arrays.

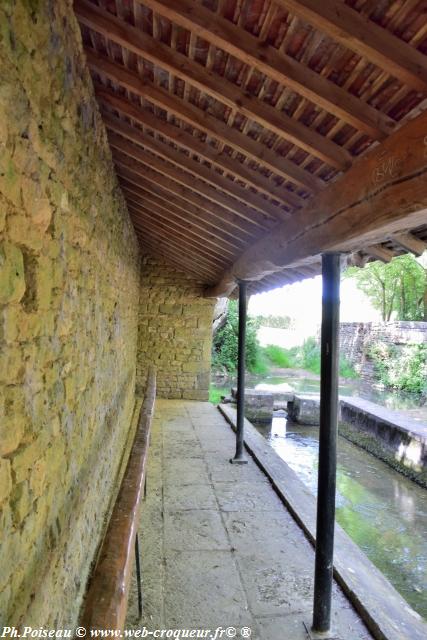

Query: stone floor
[[126, 399, 373, 639]]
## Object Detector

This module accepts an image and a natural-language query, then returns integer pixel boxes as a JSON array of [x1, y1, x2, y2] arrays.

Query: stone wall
[[137, 255, 215, 400], [0, 0, 140, 627], [340, 321, 427, 381]]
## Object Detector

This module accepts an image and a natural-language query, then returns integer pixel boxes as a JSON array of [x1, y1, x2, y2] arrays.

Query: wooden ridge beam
[[108, 132, 273, 229], [116, 171, 245, 250], [275, 0, 427, 93], [102, 111, 290, 221], [78, 10, 352, 169], [392, 233, 427, 256], [119, 181, 240, 255], [113, 155, 257, 240], [98, 91, 301, 210], [139, 0, 395, 138], [94, 80, 322, 193], [125, 194, 235, 262], [128, 205, 229, 267], [205, 109, 427, 297]]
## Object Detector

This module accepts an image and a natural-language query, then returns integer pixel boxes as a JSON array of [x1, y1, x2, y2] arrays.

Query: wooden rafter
[[80, 21, 353, 170], [112, 153, 259, 239], [206, 109, 427, 297], [392, 233, 427, 256], [275, 0, 427, 93], [94, 75, 324, 192], [365, 244, 396, 263], [103, 112, 291, 220], [98, 90, 301, 210], [140, 0, 396, 138], [116, 170, 245, 250], [109, 134, 273, 231], [119, 180, 240, 255]]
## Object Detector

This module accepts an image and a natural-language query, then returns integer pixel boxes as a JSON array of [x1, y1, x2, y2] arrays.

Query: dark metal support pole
[[230, 280, 248, 464], [135, 533, 143, 618], [312, 253, 341, 634]]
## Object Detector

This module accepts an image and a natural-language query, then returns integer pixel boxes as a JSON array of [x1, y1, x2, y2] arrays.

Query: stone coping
[[218, 403, 427, 640], [340, 397, 427, 440]]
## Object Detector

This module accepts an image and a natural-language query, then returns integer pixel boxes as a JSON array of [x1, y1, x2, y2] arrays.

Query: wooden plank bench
[[80, 366, 156, 631]]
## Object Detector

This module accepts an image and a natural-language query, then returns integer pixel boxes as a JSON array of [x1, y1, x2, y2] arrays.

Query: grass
[[209, 386, 224, 404], [262, 344, 296, 368]]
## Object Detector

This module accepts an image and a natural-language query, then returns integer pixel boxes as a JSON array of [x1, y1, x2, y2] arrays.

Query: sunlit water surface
[[255, 416, 427, 619]]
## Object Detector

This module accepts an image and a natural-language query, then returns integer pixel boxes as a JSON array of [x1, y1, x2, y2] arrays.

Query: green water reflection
[[256, 417, 427, 618]]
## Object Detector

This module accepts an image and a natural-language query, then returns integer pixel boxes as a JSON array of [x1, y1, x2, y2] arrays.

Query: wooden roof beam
[[102, 111, 290, 221], [275, 0, 427, 93], [119, 180, 240, 255], [392, 233, 427, 256], [364, 244, 396, 263], [77, 8, 352, 169], [133, 224, 221, 277], [116, 170, 245, 250], [140, 0, 395, 138], [125, 194, 236, 261], [128, 205, 229, 267], [139, 240, 217, 283], [108, 133, 276, 232], [205, 109, 427, 297], [94, 78, 322, 193], [98, 91, 301, 211], [112, 153, 258, 239]]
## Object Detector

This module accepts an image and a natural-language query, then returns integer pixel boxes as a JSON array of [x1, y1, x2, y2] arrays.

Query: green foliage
[[263, 344, 296, 368], [261, 339, 358, 379], [369, 341, 427, 394], [345, 254, 426, 321], [252, 314, 292, 329], [209, 386, 224, 404], [212, 300, 262, 373]]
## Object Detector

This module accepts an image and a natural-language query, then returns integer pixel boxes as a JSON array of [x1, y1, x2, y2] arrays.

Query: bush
[[369, 341, 427, 394], [212, 300, 262, 373], [263, 344, 296, 368]]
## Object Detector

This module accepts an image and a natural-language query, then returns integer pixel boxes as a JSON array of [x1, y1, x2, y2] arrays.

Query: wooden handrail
[[81, 366, 157, 631]]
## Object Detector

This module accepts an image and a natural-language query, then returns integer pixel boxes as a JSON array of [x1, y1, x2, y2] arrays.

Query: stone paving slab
[[126, 399, 373, 640]]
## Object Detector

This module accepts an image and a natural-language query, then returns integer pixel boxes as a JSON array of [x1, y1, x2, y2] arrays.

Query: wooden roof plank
[[103, 112, 287, 222], [78, 8, 353, 169], [119, 180, 240, 255], [205, 109, 427, 297], [275, 0, 427, 93], [109, 134, 271, 231], [98, 89, 301, 210], [94, 75, 323, 192], [125, 192, 237, 260], [112, 153, 259, 239], [116, 170, 246, 250], [140, 0, 396, 138]]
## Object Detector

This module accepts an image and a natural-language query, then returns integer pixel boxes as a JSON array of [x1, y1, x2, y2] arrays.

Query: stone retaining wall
[[340, 321, 427, 381], [0, 1, 140, 626], [137, 255, 215, 400]]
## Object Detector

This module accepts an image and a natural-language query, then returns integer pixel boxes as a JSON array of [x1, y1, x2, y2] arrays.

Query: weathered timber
[[81, 367, 156, 631], [205, 110, 427, 297], [275, 0, 427, 93]]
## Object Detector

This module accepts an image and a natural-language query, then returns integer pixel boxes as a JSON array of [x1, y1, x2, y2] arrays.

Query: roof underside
[[74, 0, 427, 295]]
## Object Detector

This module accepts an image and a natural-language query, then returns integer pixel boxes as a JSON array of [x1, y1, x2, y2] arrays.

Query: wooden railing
[[80, 367, 156, 631]]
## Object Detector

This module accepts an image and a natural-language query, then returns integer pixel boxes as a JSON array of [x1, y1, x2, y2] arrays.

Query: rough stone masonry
[[0, 0, 218, 627], [0, 0, 143, 627]]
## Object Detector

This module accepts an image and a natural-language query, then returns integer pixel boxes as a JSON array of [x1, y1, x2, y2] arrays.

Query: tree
[[212, 300, 261, 372], [345, 254, 426, 322]]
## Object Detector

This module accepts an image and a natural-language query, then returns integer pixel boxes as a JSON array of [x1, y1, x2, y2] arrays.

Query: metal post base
[[229, 456, 248, 465], [303, 621, 341, 640]]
